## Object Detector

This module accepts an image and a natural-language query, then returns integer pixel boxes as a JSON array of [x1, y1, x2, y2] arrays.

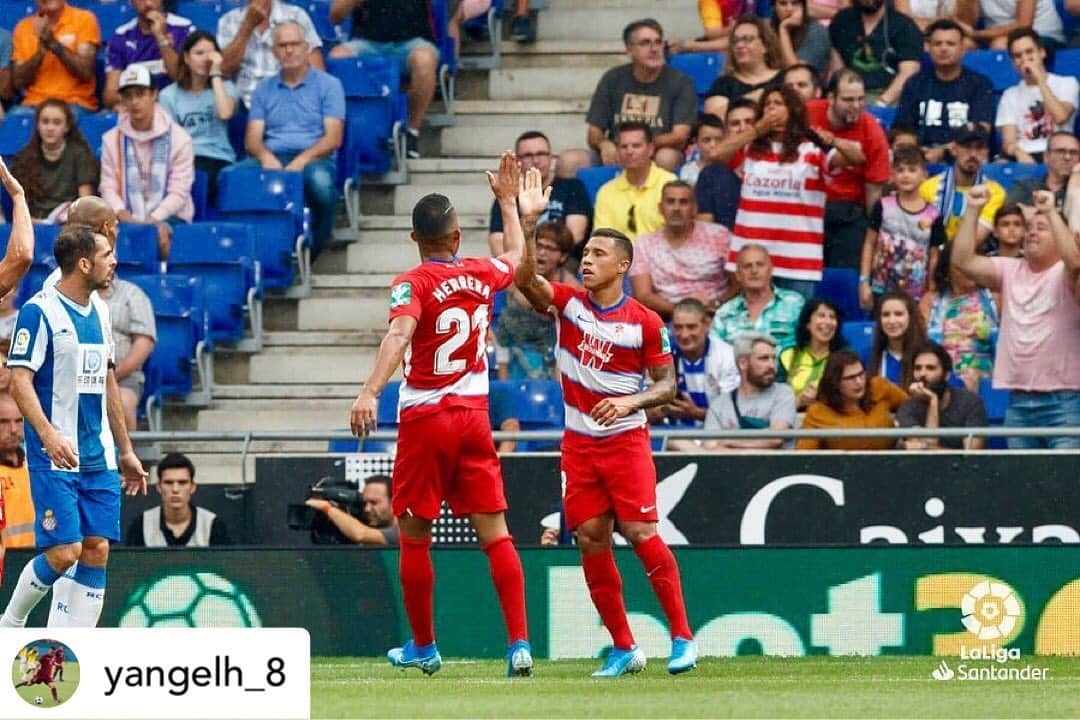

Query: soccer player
[[511, 196, 698, 676], [350, 153, 544, 677], [52, 644, 66, 682], [15, 646, 60, 704], [0, 223, 148, 630]]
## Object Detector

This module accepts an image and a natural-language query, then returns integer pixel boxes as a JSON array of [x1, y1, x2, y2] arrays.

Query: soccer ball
[[34, 696, 44, 705], [118, 572, 262, 628]]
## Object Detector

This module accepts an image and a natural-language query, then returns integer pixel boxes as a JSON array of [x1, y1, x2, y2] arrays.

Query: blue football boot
[[667, 637, 698, 675], [507, 639, 534, 677], [591, 645, 647, 677], [387, 640, 442, 676]]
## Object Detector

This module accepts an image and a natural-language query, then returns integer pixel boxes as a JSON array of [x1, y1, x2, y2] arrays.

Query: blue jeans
[[773, 277, 818, 300], [237, 154, 339, 257], [340, 37, 440, 76], [1004, 390, 1080, 450]]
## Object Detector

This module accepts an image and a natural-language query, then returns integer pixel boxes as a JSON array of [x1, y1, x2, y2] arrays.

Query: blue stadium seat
[[169, 222, 262, 344], [0, 223, 59, 305], [962, 50, 1021, 92], [116, 223, 160, 276], [428, 0, 458, 125], [816, 267, 864, 321], [77, 112, 117, 158], [0, 1, 35, 32], [299, 0, 349, 42], [90, 0, 136, 38], [217, 166, 308, 289], [841, 321, 874, 365], [668, 52, 725, 97], [192, 169, 210, 221], [146, 312, 198, 396], [981, 162, 1047, 192], [176, 0, 241, 33], [1051, 48, 1080, 76], [867, 105, 897, 131], [329, 55, 405, 179], [0, 114, 35, 158], [510, 379, 563, 451], [979, 377, 1010, 423], [576, 166, 621, 205]]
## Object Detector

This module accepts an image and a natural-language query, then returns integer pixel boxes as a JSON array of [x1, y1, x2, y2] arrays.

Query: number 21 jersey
[[388, 255, 515, 421]]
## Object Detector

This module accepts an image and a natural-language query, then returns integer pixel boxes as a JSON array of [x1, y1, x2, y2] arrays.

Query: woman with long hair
[[10, 100, 98, 221], [869, 290, 927, 388], [159, 30, 237, 199], [771, 0, 831, 74], [918, 244, 999, 392], [703, 16, 784, 120], [797, 349, 908, 450], [721, 85, 864, 299], [779, 297, 845, 409]]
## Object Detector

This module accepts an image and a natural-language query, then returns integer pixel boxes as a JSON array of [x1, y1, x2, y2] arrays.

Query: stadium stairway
[[160, 0, 701, 484]]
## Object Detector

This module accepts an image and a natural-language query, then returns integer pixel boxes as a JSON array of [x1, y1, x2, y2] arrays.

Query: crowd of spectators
[[0, 0, 1077, 452]]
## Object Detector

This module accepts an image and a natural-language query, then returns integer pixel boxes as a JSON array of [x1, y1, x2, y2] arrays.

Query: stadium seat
[[77, 112, 117, 158], [576, 166, 621, 205], [217, 166, 310, 292], [1051, 48, 1080, 76], [428, 0, 458, 126], [0, 223, 58, 305], [0, 114, 35, 158], [979, 377, 1010, 423], [457, 0, 503, 71], [668, 53, 725, 97], [115, 223, 160, 276], [867, 105, 897, 131], [0, 1, 35, 32], [509, 379, 564, 451], [300, 0, 349, 42], [90, 0, 136, 38], [176, 0, 242, 33], [841, 321, 874, 365], [192, 169, 211, 221], [817, 268, 865, 321], [981, 162, 1047, 192], [169, 222, 263, 349], [962, 50, 1021, 92]]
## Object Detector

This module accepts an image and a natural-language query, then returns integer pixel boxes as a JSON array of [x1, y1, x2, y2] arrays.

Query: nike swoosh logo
[[640, 505, 655, 513]]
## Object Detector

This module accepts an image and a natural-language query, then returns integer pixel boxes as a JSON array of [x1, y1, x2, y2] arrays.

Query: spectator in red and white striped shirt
[[714, 85, 866, 299]]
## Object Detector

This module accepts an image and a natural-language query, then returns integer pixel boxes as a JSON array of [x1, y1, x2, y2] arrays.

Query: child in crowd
[[987, 204, 1025, 257]]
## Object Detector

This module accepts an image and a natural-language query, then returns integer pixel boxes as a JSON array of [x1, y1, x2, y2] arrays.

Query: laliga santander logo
[[961, 581, 1023, 641]]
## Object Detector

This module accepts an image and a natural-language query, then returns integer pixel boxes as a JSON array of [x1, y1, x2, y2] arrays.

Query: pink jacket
[[100, 106, 195, 223]]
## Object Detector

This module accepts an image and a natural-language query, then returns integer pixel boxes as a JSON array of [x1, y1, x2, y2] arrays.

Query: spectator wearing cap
[[100, 64, 195, 259], [894, 19, 996, 165], [103, 0, 193, 110], [996, 28, 1078, 165], [10, 0, 100, 117], [952, 185, 1080, 449], [918, 123, 1005, 244], [1007, 132, 1080, 216], [217, 0, 324, 108], [244, 21, 344, 258]]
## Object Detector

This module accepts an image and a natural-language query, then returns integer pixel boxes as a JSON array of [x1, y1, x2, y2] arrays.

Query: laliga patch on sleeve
[[660, 326, 672, 355], [389, 282, 412, 309], [11, 328, 30, 356]]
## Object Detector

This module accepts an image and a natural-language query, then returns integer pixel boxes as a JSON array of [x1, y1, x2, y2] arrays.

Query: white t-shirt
[[980, 0, 1065, 42], [995, 74, 1080, 155]]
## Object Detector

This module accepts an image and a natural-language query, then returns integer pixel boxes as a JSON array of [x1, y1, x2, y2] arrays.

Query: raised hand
[[486, 150, 520, 202], [517, 166, 551, 218], [966, 184, 990, 210], [0, 157, 25, 198], [1032, 189, 1056, 215]]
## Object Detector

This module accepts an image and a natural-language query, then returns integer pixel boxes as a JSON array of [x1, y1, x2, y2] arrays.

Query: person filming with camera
[[305, 474, 399, 546]]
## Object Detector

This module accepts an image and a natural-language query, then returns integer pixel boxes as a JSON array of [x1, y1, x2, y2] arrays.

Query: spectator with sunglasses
[[592, 121, 676, 241]]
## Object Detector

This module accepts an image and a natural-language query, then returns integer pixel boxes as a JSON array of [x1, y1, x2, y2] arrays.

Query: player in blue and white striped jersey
[[0, 224, 147, 629]]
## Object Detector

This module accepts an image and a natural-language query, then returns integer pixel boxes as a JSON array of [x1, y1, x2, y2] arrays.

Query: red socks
[[482, 535, 528, 644], [581, 549, 636, 650], [399, 536, 435, 647], [634, 534, 692, 640]]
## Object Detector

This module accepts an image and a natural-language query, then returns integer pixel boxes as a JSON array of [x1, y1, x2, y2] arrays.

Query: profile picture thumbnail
[[11, 639, 78, 708]]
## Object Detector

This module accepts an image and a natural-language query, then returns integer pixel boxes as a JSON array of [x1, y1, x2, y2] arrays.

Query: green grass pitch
[[10, 663, 80, 708], [312, 656, 1080, 718]]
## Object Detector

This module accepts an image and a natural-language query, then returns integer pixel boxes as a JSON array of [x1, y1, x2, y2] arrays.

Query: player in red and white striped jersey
[[513, 197, 698, 677], [350, 154, 549, 677]]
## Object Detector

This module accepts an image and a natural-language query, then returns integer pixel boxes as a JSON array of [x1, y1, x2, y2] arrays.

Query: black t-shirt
[[829, 7, 922, 92], [126, 505, 232, 547], [351, 0, 434, 43], [895, 387, 987, 449], [895, 68, 996, 148], [694, 162, 741, 229], [586, 63, 698, 139], [705, 70, 783, 100], [488, 177, 592, 233]]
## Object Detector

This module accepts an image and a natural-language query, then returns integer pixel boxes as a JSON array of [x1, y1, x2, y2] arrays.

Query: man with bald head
[[244, 20, 344, 258], [66, 196, 119, 244]]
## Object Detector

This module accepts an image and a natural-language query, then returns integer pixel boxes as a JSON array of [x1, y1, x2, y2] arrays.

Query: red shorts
[[561, 427, 658, 529], [392, 405, 507, 520]]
